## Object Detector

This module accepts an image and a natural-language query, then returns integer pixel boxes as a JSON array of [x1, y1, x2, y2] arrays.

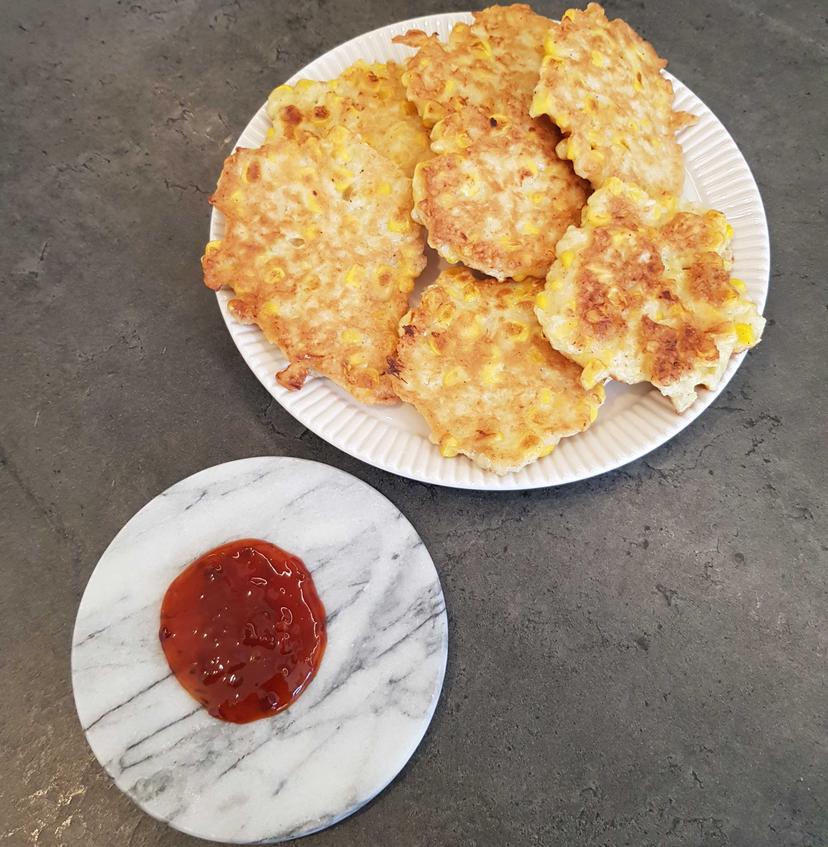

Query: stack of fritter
[[203, 3, 765, 474], [527, 4, 764, 412], [204, 63, 428, 404], [396, 5, 589, 280]]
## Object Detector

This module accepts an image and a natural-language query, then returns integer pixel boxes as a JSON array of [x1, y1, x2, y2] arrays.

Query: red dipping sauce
[[159, 539, 326, 724]]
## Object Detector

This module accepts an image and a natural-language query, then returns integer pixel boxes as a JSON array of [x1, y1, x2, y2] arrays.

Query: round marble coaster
[[72, 457, 448, 844]]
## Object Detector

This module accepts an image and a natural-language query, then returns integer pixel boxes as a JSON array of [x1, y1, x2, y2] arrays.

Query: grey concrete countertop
[[1, 1, 825, 845]]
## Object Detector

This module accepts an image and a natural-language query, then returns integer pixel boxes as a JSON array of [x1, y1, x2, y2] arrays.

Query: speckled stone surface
[[0, 1, 825, 846]]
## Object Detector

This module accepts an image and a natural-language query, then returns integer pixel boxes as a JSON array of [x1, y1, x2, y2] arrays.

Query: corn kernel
[[362, 367, 380, 386], [444, 281, 463, 300], [332, 167, 354, 193], [591, 50, 608, 68], [398, 277, 415, 294], [267, 266, 285, 284], [537, 387, 554, 407], [204, 239, 222, 256], [377, 181, 391, 196], [307, 193, 322, 214], [344, 264, 362, 288], [443, 367, 464, 387], [333, 145, 351, 164], [460, 316, 483, 340], [348, 351, 366, 366], [563, 9, 576, 21], [548, 277, 564, 292], [435, 303, 455, 327], [537, 443, 556, 457], [730, 277, 746, 292], [472, 38, 493, 59], [481, 363, 501, 386], [734, 323, 754, 346], [341, 327, 363, 344], [260, 300, 280, 318], [388, 217, 410, 234], [453, 131, 473, 151], [461, 174, 481, 197], [581, 359, 605, 389], [529, 191, 545, 205], [443, 78, 457, 96], [661, 194, 678, 215], [586, 208, 610, 227], [531, 91, 554, 117], [422, 101, 443, 123], [328, 124, 348, 144], [439, 436, 459, 458], [560, 250, 575, 268], [589, 405, 599, 423], [503, 289, 525, 308], [633, 77, 643, 92], [462, 284, 479, 303], [535, 291, 550, 311], [518, 220, 541, 236], [725, 223, 734, 239], [519, 157, 538, 177]]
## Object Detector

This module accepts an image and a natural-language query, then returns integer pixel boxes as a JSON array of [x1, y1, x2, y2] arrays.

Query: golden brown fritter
[[534, 179, 765, 412], [394, 4, 553, 127], [412, 107, 589, 280], [203, 128, 426, 404], [392, 268, 605, 473], [530, 3, 695, 196], [266, 61, 431, 177]]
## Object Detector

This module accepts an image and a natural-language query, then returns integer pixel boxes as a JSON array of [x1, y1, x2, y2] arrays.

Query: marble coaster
[[72, 457, 448, 844]]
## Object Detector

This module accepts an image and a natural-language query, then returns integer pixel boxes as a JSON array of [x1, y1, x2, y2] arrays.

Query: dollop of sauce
[[159, 539, 326, 723]]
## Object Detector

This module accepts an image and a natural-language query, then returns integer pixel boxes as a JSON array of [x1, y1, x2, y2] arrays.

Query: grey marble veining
[[71, 458, 448, 844]]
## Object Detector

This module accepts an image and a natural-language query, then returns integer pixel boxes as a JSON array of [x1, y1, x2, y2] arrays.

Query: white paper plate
[[208, 12, 769, 491]]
